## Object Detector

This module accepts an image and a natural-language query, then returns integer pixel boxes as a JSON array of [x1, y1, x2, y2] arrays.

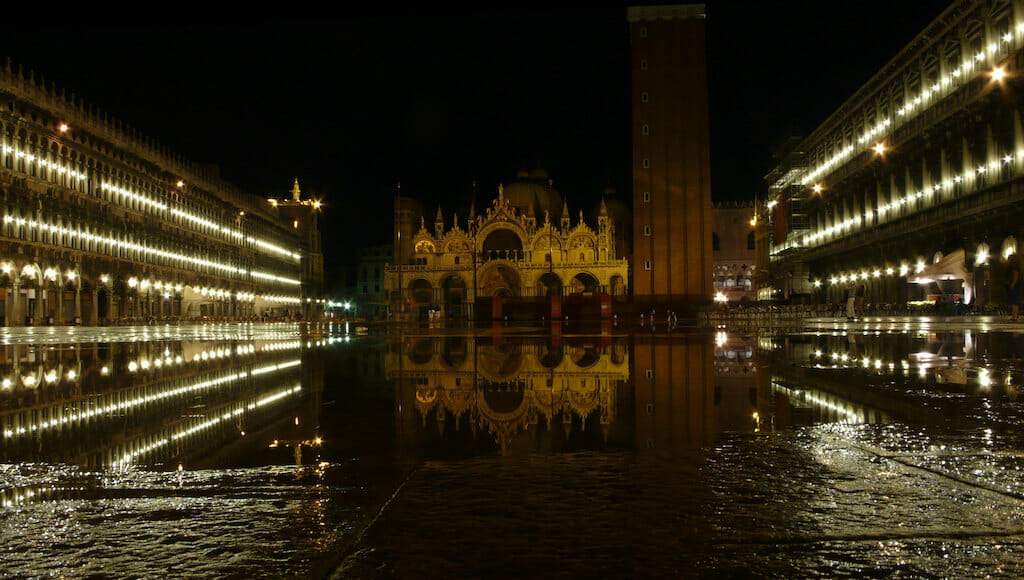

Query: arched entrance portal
[[442, 275, 467, 319], [479, 264, 521, 297], [537, 272, 562, 297], [409, 278, 434, 319], [569, 272, 600, 293]]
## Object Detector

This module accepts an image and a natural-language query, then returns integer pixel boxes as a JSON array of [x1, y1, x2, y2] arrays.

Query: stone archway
[[537, 272, 562, 297], [479, 264, 521, 297], [568, 272, 600, 293], [409, 278, 434, 307], [441, 275, 467, 317], [610, 274, 626, 296], [482, 228, 524, 261]]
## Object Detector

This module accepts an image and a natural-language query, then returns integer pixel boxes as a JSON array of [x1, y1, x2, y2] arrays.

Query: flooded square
[[1, 321, 1024, 577]]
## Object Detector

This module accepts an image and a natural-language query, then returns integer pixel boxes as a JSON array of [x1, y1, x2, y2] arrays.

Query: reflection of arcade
[[0, 340, 322, 471], [388, 337, 629, 453], [764, 330, 1018, 428]]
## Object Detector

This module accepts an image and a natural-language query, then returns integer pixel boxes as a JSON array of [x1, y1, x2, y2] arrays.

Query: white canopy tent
[[909, 248, 973, 303]]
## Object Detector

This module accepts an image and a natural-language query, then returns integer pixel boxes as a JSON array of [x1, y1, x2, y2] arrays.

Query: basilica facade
[[385, 176, 629, 319]]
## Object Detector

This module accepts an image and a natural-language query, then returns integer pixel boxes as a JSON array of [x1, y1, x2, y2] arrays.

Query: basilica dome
[[502, 168, 563, 219]]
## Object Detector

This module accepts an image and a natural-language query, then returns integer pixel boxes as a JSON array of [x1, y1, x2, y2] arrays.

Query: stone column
[[8, 282, 19, 327], [34, 287, 44, 325], [91, 288, 99, 325], [74, 287, 82, 324], [56, 287, 64, 325]]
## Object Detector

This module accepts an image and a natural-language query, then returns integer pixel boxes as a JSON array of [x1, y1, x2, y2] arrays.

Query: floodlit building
[[0, 59, 324, 324], [712, 202, 757, 303], [766, 0, 1024, 309], [385, 173, 628, 320]]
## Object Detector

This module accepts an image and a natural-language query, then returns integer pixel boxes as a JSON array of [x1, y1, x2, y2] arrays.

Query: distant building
[[355, 244, 392, 318], [712, 202, 756, 302], [629, 4, 713, 307]]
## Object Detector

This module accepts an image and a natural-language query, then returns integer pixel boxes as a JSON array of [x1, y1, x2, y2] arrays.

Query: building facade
[[355, 244, 392, 318], [385, 180, 629, 319], [712, 202, 757, 302], [766, 0, 1024, 309], [629, 4, 713, 306], [0, 60, 324, 324]]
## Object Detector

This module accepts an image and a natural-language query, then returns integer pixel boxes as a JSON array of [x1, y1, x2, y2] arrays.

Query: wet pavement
[[2, 321, 1024, 578]]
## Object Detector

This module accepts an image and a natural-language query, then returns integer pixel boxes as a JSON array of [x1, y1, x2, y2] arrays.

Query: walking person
[[1008, 261, 1022, 322], [846, 283, 857, 320]]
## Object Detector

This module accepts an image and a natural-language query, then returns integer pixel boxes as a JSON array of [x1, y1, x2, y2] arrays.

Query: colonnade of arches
[[0, 258, 287, 326]]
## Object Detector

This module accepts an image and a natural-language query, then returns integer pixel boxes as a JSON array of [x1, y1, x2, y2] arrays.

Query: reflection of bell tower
[[632, 333, 715, 450]]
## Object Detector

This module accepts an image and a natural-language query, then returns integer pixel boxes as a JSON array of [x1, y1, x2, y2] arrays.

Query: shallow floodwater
[[3, 322, 1024, 578]]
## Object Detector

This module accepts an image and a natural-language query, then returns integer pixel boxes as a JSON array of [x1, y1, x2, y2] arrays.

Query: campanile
[[629, 4, 713, 306]]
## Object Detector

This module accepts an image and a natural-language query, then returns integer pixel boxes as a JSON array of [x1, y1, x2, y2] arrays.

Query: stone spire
[[435, 206, 444, 238], [291, 178, 301, 202], [560, 200, 571, 231]]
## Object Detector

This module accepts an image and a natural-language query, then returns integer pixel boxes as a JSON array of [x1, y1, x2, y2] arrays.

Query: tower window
[[644, 225, 651, 236], [640, 59, 648, 70], [643, 191, 650, 202], [641, 92, 649, 103], [640, 26, 647, 38], [644, 260, 652, 270], [641, 124, 649, 136], [642, 158, 650, 169]]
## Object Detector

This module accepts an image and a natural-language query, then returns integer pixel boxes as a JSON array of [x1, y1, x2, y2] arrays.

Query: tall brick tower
[[629, 4, 713, 309]]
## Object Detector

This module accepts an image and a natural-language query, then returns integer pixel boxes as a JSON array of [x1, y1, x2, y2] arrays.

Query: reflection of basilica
[[0, 338, 326, 473], [388, 337, 629, 453]]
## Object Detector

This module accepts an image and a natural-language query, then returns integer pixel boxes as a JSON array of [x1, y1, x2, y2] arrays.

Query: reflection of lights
[[715, 331, 728, 347], [714, 292, 728, 303], [980, 369, 992, 388]]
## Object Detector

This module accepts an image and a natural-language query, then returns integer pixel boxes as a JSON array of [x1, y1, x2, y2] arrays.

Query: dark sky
[[1, 2, 952, 280]]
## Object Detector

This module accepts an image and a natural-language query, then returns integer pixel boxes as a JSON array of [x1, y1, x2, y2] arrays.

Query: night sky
[[1, 2, 951, 286]]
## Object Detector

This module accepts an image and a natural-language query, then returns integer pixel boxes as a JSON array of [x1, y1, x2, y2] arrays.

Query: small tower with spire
[[560, 200, 571, 232], [434, 206, 445, 239]]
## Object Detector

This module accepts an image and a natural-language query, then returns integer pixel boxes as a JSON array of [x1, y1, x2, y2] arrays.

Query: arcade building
[[765, 0, 1024, 309], [0, 60, 325, 324]]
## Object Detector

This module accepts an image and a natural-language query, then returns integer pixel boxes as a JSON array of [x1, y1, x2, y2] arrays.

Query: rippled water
[[3, 323, 1024, 578]]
